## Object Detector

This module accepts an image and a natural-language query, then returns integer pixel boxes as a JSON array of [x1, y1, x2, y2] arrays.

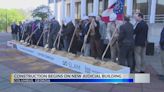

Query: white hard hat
[[82, 16, 89, 20], [64, 17, 72, 25]]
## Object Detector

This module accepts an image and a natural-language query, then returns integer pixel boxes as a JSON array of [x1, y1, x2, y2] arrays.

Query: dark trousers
[[132, 52, 136, 72], [48, 34, 57, 49], [90, 36, 102, 58], [18, 32, 22, 41], [70, 36, 83, 54], [43, 32, 48, 46], [102, 44, 111, 59], [119, 45, 134, 72]]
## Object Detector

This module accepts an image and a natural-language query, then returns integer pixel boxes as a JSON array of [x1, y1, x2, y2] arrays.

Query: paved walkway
[[0, 32, 164, 92]]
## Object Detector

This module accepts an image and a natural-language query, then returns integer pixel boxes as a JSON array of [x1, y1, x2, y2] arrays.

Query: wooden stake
[[51, 25, 63, 53], [20, 27, 25, 43], [80, 21, 94, 54], [44, 30, 50, 48], [101, 25, 118, 60], [50, 34, 59, 53], [67, 25, 78, 52], [35, 30, 45, 48], [24, 27, 39, 45]]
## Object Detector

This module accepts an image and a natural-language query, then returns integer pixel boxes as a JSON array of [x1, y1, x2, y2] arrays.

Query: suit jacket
[[134, 20, 148, 47], [107, 22, 119, 46], [118, 22, 134, 46], [18, 24, 24, 34], [11, 24, 19, 34], [62, 22, 75, 41], [80, 21, 89, 37], [99, 21, 107, 40], [49, 20, 60, 37], [87, 21, 101, 40], [160, 27, 164, 50]]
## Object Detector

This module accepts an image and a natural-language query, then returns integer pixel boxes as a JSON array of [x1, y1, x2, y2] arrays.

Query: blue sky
[[0, 0, 48, 10]]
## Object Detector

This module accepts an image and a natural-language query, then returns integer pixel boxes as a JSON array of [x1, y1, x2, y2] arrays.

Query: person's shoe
[[159, 77, 164, 81], [157, 74, 164, 77], [95, 57, 101, 60], [134, 71, 140, 73], [140, 71, 145, 73], [130, 71, 135, 73], [157, 74, 164, 81]]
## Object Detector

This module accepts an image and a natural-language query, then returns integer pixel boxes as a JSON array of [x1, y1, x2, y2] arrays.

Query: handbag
[[146, 42, 154, 56]]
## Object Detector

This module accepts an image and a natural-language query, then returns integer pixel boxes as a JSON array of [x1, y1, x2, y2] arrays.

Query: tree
[[0, 9, 26, 32], [32, 5, 51, 20]]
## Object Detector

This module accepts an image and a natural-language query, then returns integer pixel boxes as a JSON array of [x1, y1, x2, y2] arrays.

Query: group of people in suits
[[11, 11, 150, 74], [11, 21, 24, 41]]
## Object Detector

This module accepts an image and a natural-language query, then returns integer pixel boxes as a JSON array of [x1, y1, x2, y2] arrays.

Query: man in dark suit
[[79, 16, 90, 56], [134, 13, 148, 73], [118, 16, 135, 73], [11, 22, 19, 40], [88, 13, 102, 58], [159, 27, 164, 81], [18, 21, 24, 41], [48, 17, 60, 49], [61, 18, 75, 51]]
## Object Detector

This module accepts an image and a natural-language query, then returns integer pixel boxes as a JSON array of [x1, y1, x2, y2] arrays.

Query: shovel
[[34, 30, 45, 48], [51, 25, 63, 53]]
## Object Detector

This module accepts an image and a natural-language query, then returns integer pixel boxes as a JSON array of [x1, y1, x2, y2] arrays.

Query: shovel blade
[[51, 48, 56, 53]]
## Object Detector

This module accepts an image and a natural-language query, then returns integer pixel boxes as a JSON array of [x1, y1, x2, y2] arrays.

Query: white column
[[61, 0, 65, 20], [81, 0, 86, 18], [108, 0, 116, 7], [70, 0, 75, 20], [54, 0, 57, 18], [108, 0, 110, 7], [126, 0, 133, 16], [150, 0, 157, 23], [57, 1, 61, 22], [93, 0, 99, 16]]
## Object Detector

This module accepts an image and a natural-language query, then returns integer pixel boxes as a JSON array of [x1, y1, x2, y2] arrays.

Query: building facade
[[48, 0, 164, 23]]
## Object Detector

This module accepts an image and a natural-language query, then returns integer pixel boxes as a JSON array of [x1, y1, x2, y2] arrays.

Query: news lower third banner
[[10, 73, 150, 83]]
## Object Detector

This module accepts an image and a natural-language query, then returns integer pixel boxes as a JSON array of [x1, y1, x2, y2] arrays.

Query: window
[[75, 2, 81, 19], [66, 3, 70, 16], [124, 0, 127, 15], [156, 0, 164, 23], [133, 0, 149, 15], [87, 0, 93, 15], [156, 0, 164, 14], [99, 0, 104, 15]]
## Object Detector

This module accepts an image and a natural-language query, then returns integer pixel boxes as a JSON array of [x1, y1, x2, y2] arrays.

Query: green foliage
[[0, 9, 26, 32], [32, 5, 51, 20]]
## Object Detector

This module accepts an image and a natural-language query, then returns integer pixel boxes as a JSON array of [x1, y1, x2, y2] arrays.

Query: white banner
[[7, 41, 130, 73]]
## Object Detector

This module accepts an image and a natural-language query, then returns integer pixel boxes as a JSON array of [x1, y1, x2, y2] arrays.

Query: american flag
[[101, 0, 125, 23]]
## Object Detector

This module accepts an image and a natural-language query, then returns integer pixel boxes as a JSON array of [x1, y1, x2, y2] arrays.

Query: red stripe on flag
[[117, 14, 124, 20], [101, 17, 110, 23]]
